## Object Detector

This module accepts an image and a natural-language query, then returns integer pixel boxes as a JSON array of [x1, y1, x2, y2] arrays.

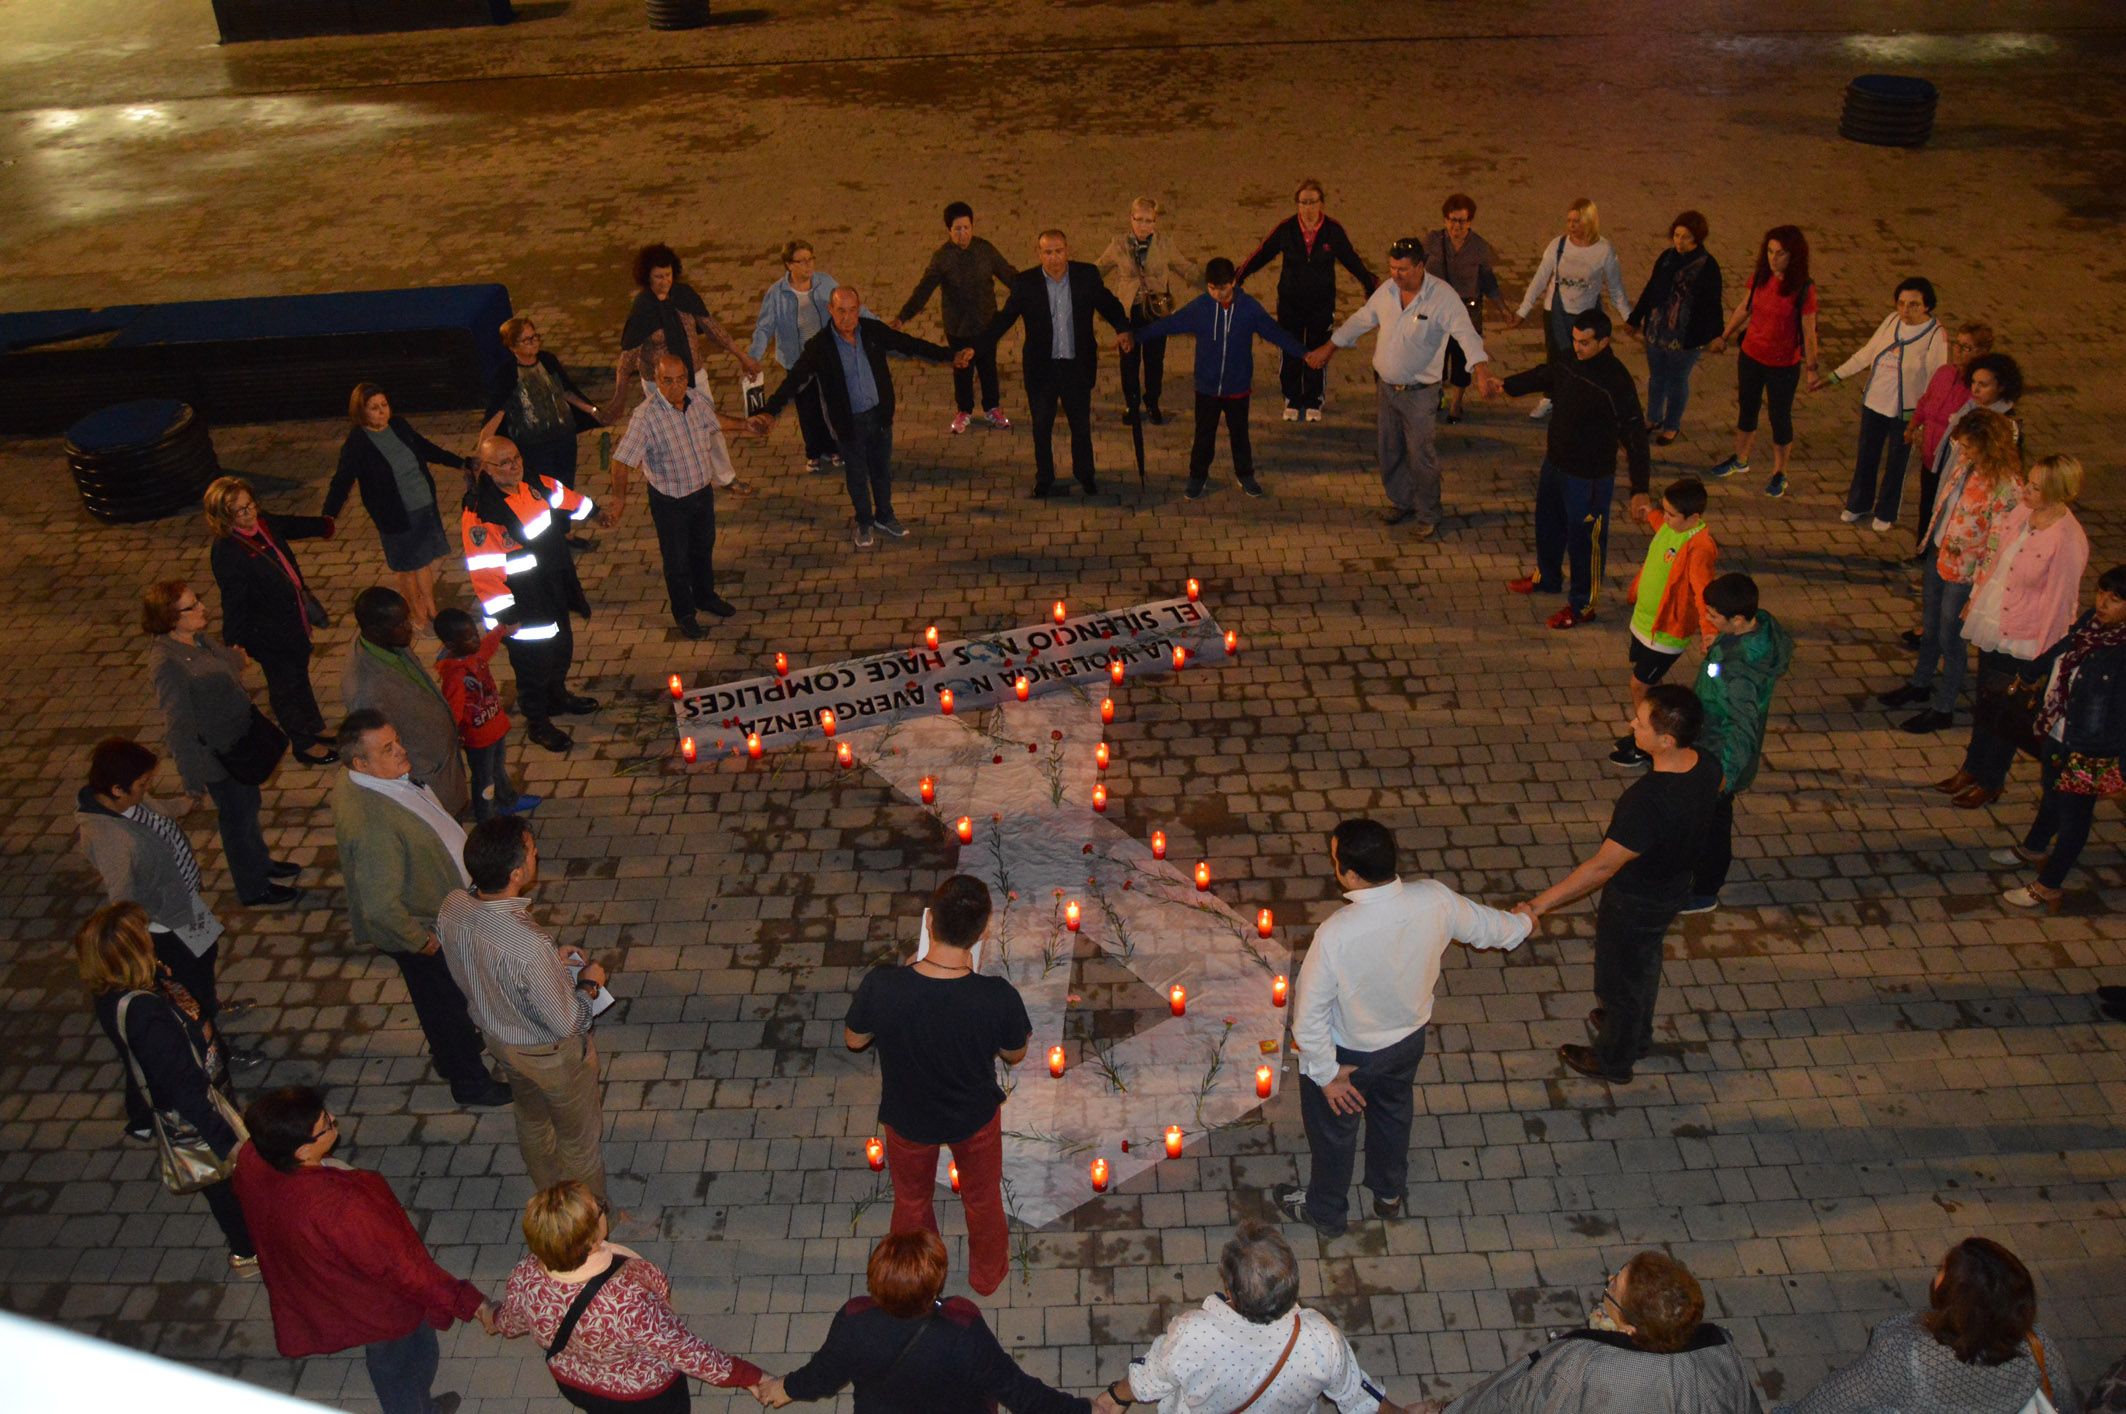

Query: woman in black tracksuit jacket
[[1233, 178, 1377, 420]]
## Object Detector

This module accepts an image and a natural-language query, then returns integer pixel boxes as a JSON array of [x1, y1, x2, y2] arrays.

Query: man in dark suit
[[976, 230, 1134, 497], [754, 288, 971, 548]]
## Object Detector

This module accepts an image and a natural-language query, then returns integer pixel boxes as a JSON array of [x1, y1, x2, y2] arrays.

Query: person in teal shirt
[[1684, 572, 1794, 912]]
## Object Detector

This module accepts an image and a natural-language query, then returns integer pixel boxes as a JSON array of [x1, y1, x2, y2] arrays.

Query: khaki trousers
[[490, 1032, 607, 1201]]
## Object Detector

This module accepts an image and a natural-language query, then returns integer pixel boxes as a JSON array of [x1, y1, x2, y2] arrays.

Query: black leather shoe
[[451, 1079, 513, 1108], [1901, 708, 1953, 734], [1558, 1043, 1632, 1084], [675, 619, 706, 640], [1585, 1009, 1652, 1059], [224, 1043, 269, 1070], [266, 859, 302, 879], [292, 744, 336, 766], [1897, 629, 1925, 648], [553, 694, 602, 716], [1371, 1193, 1406, 1219], [702, 595, 737, 618], [1030, 482, 1059, 498], [1876, 683, 1929, 708], [1145, 404, 1168, 426], [240, 885, 300, 908], [1380, 506, 1417, 525], [1078, 479, 1100, 496], [527, 721, 574, 753], [1120, 407, 1141, 426]]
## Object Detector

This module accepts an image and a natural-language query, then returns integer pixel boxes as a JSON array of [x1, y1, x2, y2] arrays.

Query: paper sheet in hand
[[567, 963, 616, 1019]]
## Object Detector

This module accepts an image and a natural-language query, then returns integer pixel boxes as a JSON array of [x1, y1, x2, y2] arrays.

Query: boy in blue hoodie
[[1134, 257, 1308, 500], [1685, 572, 1795, 913]]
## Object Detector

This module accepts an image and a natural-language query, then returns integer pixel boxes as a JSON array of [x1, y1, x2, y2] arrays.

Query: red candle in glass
[[1186, 577, 1200, 602], [1052, 599, 1067, 624], [920, 776, 935, 804], [925, 625, 939, 650], [680, 736, 697, 763], [746, 732, 762, 760], [667, 673, 683, 699], [1100, 697, 1114, 725], [1015, 676, 1030, 701], [837, 742, 854, 768], [1171, 645, 1187, 670], [1164, 1125, 1183, 1158], [1256, 1065, 1273, 1098], [866, 1137, 884, 1171], [1169, 984, 1187, 1016], [1065, 901, 1081, 932], [1092, 783, 1107, 813], [1095, 743, 1110, 771], [1151, 830, 1167, 859], [939, 689, 955, 715], [1048, 1045, 1066, 1078], [774, 652, 788, 678], [956, 816, 973, 844], [819, 709, 837, 737], [1224, 630, 1239, 655], [1090, 1157, 1109, 1192], [1195, 861, 1210, 891], [1257, 908, 1273, 938], [1109, 658, 1125, 685], [1272, 974, 1289, 1007], [948, 1161, 961, 1193]]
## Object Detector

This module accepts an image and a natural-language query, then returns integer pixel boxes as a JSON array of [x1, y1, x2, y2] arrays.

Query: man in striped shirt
[[437, 816, 610, 1200]]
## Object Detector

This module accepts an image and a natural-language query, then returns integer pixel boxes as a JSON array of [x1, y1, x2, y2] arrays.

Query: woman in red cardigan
[[496, 1181, 769, 1412]]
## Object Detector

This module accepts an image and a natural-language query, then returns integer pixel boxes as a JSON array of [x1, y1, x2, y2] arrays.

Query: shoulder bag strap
[[2028, 1332, 2053, 1400], [1548, 235, 1568, 306], [114, 992, 156, 1098], [547, 1255, 629, 1361], [1228, 1312, 1303, 1414], [875, 1314, 935, 1392]]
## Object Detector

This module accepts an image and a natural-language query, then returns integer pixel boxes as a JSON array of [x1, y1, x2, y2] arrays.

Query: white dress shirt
[[350, 770, 471, 886], [1330, 274, 1487, 386], [1126, 1295, 1383, 1414], [1291, 877, 1530, 1085]]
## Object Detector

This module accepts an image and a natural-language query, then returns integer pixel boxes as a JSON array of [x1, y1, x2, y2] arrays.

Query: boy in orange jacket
[[1611, 477, 1718, 768], [435, 608, 539, 820]]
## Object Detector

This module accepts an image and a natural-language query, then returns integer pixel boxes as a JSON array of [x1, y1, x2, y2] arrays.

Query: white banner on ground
[[674, 597, 1227, 747]]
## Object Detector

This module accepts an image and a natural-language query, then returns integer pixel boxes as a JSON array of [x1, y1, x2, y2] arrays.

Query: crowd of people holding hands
[[60, 177, 2125, 1412]]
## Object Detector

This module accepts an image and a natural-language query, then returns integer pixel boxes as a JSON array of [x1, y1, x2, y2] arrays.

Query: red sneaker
[[1507, 575, 1546, 595], [1547, 605, 1594, 630]]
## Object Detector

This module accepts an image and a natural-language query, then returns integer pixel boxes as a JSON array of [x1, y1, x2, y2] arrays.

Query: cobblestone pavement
[[3, 1, 2125, 1409]]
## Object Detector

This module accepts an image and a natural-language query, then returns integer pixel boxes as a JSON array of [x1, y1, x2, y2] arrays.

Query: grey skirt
[[378, 504, 452, 572]]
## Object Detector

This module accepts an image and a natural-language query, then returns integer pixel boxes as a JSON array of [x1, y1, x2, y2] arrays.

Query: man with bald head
[[461, 434, 595, 751], [753, 286, 969, 547], [609, 352, 757, 638]]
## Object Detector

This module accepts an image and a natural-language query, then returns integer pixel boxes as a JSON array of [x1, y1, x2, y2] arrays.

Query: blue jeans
[[1642, 344, 1700, 432], [1908, 560, 1974, 712], [1532, 462, 1613, 613], [1844, 407, 1914, 523], [840, 406, 896, 527], [1297, 1025, 1428, 1231], [2026, 742, 2102, 889], [466, 738, 517, 822], [363, 1322, 441, 1414]]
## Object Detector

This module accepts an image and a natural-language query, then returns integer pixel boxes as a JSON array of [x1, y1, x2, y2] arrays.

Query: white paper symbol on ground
[[858, 692, 1292, 1228]]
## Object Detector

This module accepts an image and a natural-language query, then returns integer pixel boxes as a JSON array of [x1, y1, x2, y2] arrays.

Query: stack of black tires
[[646, 0, 706, 28], [65, 400, 220, 525], [1840, 74, 1937, 148]]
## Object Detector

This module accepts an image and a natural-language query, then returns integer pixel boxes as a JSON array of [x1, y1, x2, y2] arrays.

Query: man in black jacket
[[975, 230, 1134, 498], [754, 288, 970, 547], [1498, 309, 1653, 628]]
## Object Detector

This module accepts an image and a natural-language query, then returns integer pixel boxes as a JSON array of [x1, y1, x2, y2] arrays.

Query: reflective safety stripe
[[514, 622, 561, 641], [520, 509, 553, 539], [547, 483, 567, 508], [504, 553, 539, 574], [465, 552, 509, 571], [482, 617, 500, 631], [481, 593, 516, 614], [569, 498, 596, 521]]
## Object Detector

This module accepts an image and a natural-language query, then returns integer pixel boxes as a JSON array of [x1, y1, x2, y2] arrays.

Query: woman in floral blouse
[[1876, 408, 2022, 734], [496, 1181, 768, 1412]]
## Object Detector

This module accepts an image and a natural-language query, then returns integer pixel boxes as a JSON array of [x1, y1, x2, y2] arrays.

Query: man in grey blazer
[[333, 708, 508, 1107], [342, 588, 470, 817]]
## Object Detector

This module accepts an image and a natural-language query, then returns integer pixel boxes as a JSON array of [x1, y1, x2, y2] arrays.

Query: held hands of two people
[[749, 1376, 791, 1407]]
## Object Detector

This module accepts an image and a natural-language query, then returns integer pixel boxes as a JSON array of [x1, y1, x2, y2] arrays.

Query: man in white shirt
[[1308, 237, 1501, 537], [1276, 819, 1530, 1238]]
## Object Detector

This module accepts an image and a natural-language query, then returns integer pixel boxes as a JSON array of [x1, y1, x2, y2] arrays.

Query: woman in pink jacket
[[1939, 454, 2090, 806], [1902, 320, 1993, 548]]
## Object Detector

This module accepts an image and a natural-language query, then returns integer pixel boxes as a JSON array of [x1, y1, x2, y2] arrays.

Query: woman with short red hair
[[758, 1230, 1089, 1412]]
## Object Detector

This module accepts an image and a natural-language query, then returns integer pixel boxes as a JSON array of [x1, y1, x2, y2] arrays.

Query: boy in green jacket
[[1684, 573, 1794, 913]]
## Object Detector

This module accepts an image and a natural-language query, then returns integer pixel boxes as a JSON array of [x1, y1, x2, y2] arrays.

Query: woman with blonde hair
[[77, 902, 257, 1272], [204, 475, 336, 765], [322, 382, 467, 629], [495, 1181, 768, 1411], [1511, 197, 1630, 418], [1942, 453, 2091, 806], [1877, 408, 2023, 733]]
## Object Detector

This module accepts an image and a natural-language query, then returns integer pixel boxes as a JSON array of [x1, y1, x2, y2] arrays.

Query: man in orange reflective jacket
[[461, 436, 597, 752]]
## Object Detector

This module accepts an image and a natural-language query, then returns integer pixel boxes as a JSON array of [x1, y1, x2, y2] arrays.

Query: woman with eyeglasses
[[1422, 193, 1511, 424], [143, 578, 296, 908], [1904, 320, 1994, 543], [204, 475, 337, 766], [495, 1180, 771, 1412], [1233, 177, 1377, 422], [481, 317, 607, 544]]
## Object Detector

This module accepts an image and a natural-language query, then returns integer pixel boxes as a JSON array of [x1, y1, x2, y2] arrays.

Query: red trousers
[[884, 1111, 1008, 1295]]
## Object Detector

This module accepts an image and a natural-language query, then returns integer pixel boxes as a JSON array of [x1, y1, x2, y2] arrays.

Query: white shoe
[[1840, 510, 1865, 524], [1303, 407, 1322, 422], [1282, 405, 1300, 422], [1871, 517, 1895, 533], [1530, 398, 1552, 420]]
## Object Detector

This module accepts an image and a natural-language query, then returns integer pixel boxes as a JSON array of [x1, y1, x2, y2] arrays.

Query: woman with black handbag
[[143, 578, 298, 908], [205, 476, 337, 767], [1943, 454, 2090, 808], [495, 1181, 770, 1412], [76, 902, 257, 1274]]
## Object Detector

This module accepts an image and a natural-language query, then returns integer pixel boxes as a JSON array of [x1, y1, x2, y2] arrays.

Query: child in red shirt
[[434, 608, 538, 821]]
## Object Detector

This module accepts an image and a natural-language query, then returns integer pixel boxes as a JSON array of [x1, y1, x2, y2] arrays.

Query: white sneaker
[[1871, 517, 1895, 533], [853, 523, 873, 548], [1840, 510, 1865, 524], [1303, 407, 1322, 422], [1530, 398, 1552, 420], [1282, 405, 1300, 422]]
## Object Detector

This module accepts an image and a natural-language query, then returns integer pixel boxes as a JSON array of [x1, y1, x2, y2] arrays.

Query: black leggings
[[1735, 352, 1801, 445], [559, 1377, 689, 1413]]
